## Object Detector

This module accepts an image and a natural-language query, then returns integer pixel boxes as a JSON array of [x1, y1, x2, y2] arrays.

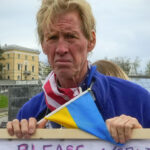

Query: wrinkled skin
[[106, 115, 142, 144]]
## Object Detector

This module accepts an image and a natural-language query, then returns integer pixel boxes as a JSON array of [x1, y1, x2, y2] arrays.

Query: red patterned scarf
[[43, 71, 81, 111]]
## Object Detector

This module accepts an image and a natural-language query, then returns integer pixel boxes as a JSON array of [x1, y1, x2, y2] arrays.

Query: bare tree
[[39, 61, 52, 79], [145, 60, 150, 76], [132, 57, 140, 74], [108, 57, 131, 74], [105, 57, 140, 75]]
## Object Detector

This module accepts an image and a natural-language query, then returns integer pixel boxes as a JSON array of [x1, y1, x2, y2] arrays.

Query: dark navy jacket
[[17, 66, 150, 128]]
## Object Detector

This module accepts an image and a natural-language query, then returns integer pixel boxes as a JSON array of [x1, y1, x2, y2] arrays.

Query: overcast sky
[[0, 0, 150, 71]]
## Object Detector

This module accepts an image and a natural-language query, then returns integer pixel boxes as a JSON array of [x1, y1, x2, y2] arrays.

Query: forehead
[[45, 11, 82, 33]]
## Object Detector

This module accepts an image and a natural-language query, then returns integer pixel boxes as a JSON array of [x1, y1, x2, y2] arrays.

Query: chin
[[56, 69, 74, 78], [60, 71, 73, 77]]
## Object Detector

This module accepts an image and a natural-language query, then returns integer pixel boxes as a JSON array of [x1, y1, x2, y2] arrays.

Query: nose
[[56, 38, 68, 56]]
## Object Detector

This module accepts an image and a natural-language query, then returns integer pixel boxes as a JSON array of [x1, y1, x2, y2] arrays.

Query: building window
[[7, 64, 10, 70], [32, 56, 34, 61], [18, 64, 21, 70], [25, 65, 27, 71], [18, 75, 20, 80], [8, 76, 10, 79], [32, 66, 34, 72], [25, 55, 28, 60], [18, 54, 20, 59]]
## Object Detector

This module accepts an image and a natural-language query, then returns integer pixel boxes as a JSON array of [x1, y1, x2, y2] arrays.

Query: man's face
[[42, 11, 95, 82]]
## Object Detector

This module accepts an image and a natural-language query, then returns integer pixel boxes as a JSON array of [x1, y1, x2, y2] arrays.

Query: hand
[[37, 118, 48, 128], [106, 115, 142, 144], [7, 117, 37, 138]]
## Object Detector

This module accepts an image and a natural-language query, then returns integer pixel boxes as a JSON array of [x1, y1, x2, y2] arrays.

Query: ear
[[87, 30, 96, 52]]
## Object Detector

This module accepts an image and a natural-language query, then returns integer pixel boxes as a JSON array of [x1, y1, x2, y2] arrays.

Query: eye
[[48, 35, 58, 40], [65, 33, 76, 39]]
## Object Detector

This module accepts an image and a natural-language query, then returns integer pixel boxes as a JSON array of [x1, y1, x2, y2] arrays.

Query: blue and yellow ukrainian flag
[[44, 89, 121, 146]]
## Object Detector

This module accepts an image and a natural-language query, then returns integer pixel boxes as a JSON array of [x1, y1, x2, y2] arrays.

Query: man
[[7, 0, 149, 144]]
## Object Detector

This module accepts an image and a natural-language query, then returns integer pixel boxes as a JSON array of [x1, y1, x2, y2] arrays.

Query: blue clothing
[[17, 66, 150, 128]]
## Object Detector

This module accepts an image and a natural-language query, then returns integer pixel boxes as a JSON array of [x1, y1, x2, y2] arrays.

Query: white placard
[[1, 129, 150, 150], [0, 139, 150, 150]]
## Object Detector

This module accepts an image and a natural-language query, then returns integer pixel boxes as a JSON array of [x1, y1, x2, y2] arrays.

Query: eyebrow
[[44, 30, 79, 36]]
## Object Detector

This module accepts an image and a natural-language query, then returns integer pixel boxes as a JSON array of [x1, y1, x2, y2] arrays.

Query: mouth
[[55, 59, 72, 66]]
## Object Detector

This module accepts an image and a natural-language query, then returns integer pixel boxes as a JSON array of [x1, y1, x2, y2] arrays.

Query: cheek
[[74, 42, 87, 55], [42, 42, 48, 55], [43, 43, 53, 56], [77, 43, 88, 59], [47, 51, 54, 63], [72, 48, 88, 67], [43, 45, 55, 64], [46, 52, 55, 69]]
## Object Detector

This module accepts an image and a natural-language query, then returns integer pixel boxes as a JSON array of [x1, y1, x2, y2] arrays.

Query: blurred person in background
[[93, 60, 129, 80]]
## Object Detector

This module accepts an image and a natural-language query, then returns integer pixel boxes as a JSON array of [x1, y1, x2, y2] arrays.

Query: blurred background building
[[0, 44, 40, 80]]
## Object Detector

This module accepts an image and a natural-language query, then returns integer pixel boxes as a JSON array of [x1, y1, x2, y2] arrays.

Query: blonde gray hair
[[93, 60, 129, 80], [36, 0, 96, 43]]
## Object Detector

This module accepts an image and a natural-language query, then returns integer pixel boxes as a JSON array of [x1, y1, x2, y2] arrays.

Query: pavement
[[0, 108, 8, 128]]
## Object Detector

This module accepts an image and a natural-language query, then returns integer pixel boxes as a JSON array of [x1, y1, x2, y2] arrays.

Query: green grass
[[0, 95, 8, 108]]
